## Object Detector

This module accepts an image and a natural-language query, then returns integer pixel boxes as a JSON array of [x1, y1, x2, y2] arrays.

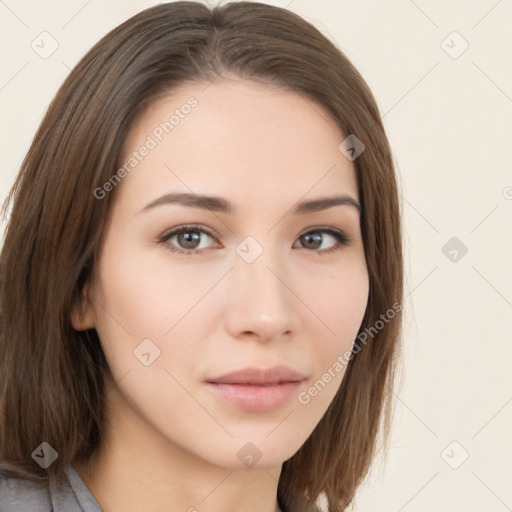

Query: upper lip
[[206, 365, 307, 385]]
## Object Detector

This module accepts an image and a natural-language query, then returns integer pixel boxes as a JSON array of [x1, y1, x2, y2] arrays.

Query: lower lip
[[205, 381, 304, 412]]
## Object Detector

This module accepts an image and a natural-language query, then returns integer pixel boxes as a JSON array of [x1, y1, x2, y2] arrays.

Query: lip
[[206, 365, 307, 385], [205, 365, 307, 412]]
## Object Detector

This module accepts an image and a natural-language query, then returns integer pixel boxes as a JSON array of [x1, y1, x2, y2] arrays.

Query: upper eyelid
[[160, 224, 347, 238], [159, 224, 217, 240]]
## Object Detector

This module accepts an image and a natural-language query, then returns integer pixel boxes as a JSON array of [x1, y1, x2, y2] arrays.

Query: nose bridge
[[225, 236, 297, 340]]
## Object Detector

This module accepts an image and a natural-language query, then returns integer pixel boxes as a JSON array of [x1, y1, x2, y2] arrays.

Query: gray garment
[[0, 465, 102, 512]]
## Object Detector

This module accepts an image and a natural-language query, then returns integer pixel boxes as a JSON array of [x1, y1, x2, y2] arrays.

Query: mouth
[[205, 366, 307, 412], [204, 381, 304, 412]]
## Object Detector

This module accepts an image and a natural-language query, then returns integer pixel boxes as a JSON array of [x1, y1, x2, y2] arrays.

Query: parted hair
[[0, 2, 403, 511]]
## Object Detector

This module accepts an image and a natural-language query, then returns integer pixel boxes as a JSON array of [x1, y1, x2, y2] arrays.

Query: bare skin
[[72, 76, 369, 512]]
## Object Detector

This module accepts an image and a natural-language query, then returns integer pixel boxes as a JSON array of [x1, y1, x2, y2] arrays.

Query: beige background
[[1, 1, 511, 510]]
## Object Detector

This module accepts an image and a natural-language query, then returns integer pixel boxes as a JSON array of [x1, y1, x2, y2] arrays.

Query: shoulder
[[0, 463, 103, 512], [0, 467, 53, 511]]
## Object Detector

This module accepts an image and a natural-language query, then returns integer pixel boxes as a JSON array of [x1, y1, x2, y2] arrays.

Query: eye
[[158, 224, 218, 255], [294, 228, 351, 255], [157, 225, 351, 256]]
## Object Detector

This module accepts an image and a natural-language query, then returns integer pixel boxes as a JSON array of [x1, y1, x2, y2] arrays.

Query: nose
[[223, 245, 299, 343]]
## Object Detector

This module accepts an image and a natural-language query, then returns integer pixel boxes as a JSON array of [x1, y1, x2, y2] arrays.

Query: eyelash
[[157, 224, 352, 256]]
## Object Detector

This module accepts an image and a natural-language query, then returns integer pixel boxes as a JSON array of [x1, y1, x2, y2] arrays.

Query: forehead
[[116, 78, 359, 212]]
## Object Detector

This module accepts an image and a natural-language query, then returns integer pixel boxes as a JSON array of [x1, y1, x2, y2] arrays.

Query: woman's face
[[74, 77, 369, 470]]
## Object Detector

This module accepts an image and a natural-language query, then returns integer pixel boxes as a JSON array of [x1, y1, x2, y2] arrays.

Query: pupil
[[179, 231, 200, 249], [303, 233, 321, 249]]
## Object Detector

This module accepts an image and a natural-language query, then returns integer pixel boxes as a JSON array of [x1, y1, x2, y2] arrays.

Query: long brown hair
[[0, 2, 403, 510]]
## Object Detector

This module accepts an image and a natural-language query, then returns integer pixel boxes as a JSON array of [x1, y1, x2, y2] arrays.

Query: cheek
[[91, 241, 217, 383], [95, 243, 203, 337], [314, 262, 369, 344], [295, 273, 368, 416], [303, 264, 369, 394]]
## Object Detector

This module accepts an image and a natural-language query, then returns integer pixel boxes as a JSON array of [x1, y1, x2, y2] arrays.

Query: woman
[[0, 2, 403, 511]]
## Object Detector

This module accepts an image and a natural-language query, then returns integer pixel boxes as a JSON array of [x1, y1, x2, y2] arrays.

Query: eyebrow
[[140, 192, 362, 215]]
